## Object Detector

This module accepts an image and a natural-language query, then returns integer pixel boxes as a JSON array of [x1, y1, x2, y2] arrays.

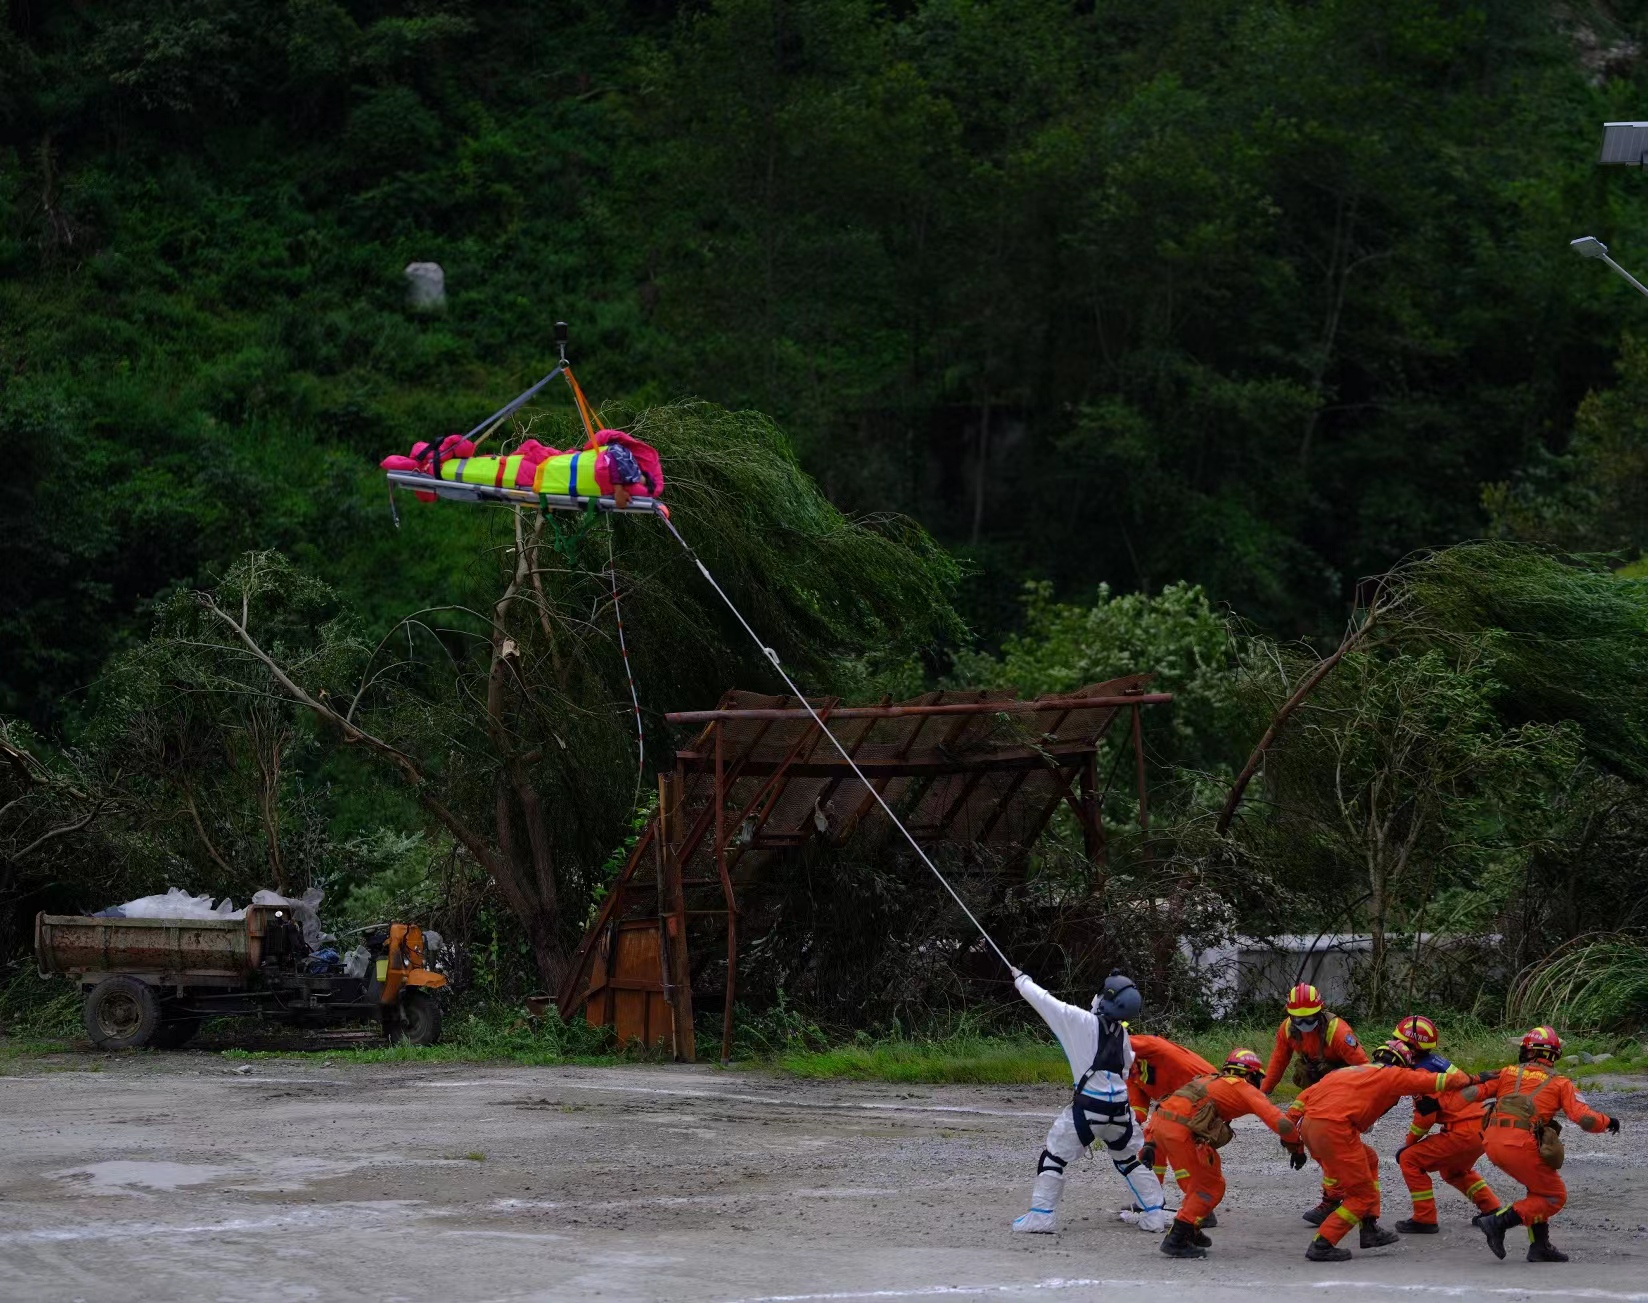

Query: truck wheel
[[84, 976, 162, 1050], [151, 1018, 203, 1049], [396, 990, 442, 1047]]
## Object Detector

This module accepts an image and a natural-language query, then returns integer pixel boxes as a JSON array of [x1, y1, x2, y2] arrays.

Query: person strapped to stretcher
[[382, 429, 663, 509]]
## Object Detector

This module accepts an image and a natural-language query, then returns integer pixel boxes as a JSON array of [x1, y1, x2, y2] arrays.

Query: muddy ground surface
[[2, 1054, 1645, 1302]]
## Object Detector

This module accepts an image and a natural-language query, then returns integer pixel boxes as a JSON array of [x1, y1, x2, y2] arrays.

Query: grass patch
[[781, 1033, 1068, 1084], [774, 1016, 1648, 1087], [210, 1005, 641, 1067]]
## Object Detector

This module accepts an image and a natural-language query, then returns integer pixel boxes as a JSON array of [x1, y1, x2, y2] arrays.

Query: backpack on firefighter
[[1490, 1065, 1566, 1169], [1169, 1077, 1236, 1149]]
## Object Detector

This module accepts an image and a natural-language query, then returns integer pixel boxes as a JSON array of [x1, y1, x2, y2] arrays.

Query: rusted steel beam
[[658, 774, 695, 1061], [665, 693, 1172, 723], [718, 701, 837, 870], [1132, 703, 1149, 833], [677, 741, 1100, 779], [715, 721, 739, 1066], [673, 697, 834, 878]]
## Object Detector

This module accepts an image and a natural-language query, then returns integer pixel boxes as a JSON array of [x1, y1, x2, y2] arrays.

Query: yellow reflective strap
[[1333, 1205, 1360, 1226], [1412, 1190, 1435, 1201]]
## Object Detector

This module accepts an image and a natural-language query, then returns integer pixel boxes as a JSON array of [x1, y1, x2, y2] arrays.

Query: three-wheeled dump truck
[[35, 905, 447, 1049]]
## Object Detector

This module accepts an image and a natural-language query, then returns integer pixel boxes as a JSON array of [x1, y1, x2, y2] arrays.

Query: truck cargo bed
[[35, 911, 270, 987]]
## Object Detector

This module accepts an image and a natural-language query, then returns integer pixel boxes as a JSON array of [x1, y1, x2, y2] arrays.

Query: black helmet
[[1093, 969, 1142, 1022]]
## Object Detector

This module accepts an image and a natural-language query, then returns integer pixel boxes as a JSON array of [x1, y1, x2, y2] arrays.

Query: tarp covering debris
[[94, 886, 326, 947]]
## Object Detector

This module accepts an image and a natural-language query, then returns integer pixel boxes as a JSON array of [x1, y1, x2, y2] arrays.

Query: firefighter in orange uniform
[[1286, 1042, 1469, 1262], [1129, 1034, 1215, 1219], [1388, 1014, 1500, 1234], [1155, 1049, 1303, 1259], [1260, 982, 1371, 1223], [1464, 1026, 1620, 1263]]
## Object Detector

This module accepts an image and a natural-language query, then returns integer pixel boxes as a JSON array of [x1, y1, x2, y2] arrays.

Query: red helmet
[[1285, 983, 1324, 1018], [1222, 1047, 1264, 1085], [1519, 1025, 1562, 1062], [1393, 1014, 1439, 1054], [1371, 1039, 1417, 1068]]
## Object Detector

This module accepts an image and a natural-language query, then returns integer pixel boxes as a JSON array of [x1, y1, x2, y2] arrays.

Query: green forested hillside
[[8, 0, 1648, 726], [7, 1, 1648, 1025]]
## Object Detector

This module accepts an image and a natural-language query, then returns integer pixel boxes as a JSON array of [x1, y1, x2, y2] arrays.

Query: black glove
[[1289, 1148, 1309, 1171], [1138, 1141, 1156, 1169], [1607, 1116, 1621, 1135]]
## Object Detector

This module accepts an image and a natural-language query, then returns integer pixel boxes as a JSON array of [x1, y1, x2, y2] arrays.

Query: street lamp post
[[1570, 235, 1648, 301], [1575, 123, 1648, 299]]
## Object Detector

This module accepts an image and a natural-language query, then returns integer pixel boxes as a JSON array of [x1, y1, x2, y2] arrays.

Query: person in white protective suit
[[1010, 966, 1169, 1234]]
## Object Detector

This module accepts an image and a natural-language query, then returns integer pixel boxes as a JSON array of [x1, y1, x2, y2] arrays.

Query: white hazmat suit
[[1012, 972, 1167, 1233]]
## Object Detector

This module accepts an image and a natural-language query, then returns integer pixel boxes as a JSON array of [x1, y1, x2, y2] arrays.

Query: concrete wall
[[1184, 933, 1500, 1018]]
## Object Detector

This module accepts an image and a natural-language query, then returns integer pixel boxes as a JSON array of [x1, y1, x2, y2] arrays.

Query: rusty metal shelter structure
[[555, 675, 1171, 1062]]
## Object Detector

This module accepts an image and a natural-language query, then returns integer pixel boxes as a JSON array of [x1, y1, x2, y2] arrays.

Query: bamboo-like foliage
[[1396, 542, 1648, 780], [1508, 933, 1648, 1032]]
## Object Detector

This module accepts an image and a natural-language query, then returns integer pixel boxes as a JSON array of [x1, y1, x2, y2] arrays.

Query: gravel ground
[[1, 1054, 1644, 1302]]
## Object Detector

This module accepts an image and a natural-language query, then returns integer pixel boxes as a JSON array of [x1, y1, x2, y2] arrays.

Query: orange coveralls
[[1471, 1065, 1612, 1225], [1397, 1082, 1498, 1225], [1154, 1073, 1298, 1230], [1263, 1014, 1371, 1203], [1128, 1035, 1216, 1123], [1288, 1064, 1467, 1246], [1128, 1035, 1215, 1188], [1259, 1013, 1369, 1094]]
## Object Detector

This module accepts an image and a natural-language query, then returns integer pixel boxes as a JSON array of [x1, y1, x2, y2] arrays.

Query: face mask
[[1292, 1014, 1323, 1034]]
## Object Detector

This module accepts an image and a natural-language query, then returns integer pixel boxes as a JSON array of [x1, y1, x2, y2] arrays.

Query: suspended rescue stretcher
[[380, 321, 668, 520]]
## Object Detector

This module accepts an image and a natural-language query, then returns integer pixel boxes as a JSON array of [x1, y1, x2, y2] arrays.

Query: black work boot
[[1160, 1220, 1207, 1259], [1192, 1226, 1213, 1248], [1526, 1222, 1568, 1263], [1302, 1197, 1342, 1226], [1394, 1218, 1439, 1234], [1360, 1219, 1400, 1249], [1201, 1211, 1218, 1229], [1305, 1234, 1352, 1262], [1472, 1207, 1522, 1260]]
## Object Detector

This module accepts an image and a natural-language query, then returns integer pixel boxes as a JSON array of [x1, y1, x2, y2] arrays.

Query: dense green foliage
[[7, 2, 1648, 1034], [10, 0, 1648, 727]]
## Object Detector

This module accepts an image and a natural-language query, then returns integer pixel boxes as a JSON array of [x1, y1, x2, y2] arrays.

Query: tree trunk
[[492, 779, 571, 993], [970, 400, 992, 547], [1217, 611, 1380, 834]]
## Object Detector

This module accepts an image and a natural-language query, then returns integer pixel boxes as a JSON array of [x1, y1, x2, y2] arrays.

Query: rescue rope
[[657, 513, 1016, 975], [608, 525, 646, 796]]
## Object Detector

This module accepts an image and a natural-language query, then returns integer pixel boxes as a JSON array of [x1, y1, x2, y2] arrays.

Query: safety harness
[[1069, 1018, 1132, 1149]]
